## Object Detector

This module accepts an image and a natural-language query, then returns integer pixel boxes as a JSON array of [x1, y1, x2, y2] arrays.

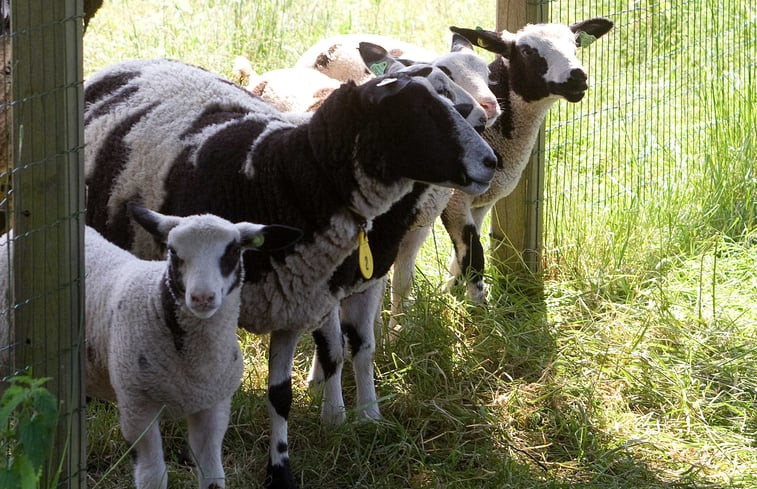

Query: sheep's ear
[[358, 42, 407, 77], [570, 17, 614, 47], [449, 26, 513, 57], [127, 201, 181, 242], [361, 72, 415, 106], [238, 223, 303, 252], [450, 33, 474, 53]]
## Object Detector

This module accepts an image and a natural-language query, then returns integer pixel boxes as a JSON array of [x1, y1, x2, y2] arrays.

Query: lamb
[[390, 18, 615, 317], [82, 58, 496, 488], [235, 32, 501, 123], [1, 203, 301, 489]]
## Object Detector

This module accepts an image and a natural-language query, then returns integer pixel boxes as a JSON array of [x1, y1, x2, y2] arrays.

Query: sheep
[[389, 18, 614, 318], [82, 58, 496, 488], [0, 203, 301, 489], [235, 32, 501, 123]]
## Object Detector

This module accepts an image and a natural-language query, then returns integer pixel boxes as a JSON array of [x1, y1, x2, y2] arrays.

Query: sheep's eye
[[168, 246, 183, 264]]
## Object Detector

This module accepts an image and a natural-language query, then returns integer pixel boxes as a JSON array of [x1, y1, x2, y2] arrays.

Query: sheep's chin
[[187, 305, 220, 319]]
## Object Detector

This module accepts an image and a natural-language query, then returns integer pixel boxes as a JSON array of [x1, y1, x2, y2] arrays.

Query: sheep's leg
[[266, 329, 301, 489], [120, 405, 168, 489], [389, 225, 432, 331], [341, 279, 384, 420], [441, 200, 486, 303], [465, 203, 494, 303], [308, 307, 346, 426], [187, 398, 231, 489]]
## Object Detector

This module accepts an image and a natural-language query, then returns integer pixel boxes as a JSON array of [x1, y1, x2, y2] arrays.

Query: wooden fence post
[[490, 0, 548, 275], [11, 0, 86, 486]]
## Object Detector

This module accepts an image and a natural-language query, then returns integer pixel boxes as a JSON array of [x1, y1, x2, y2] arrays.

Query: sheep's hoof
[[467, 282, 488, 305], [321, 403, 347, 426]]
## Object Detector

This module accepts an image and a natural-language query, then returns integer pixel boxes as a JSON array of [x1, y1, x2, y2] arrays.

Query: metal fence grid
[[542, 0, 755, 270]]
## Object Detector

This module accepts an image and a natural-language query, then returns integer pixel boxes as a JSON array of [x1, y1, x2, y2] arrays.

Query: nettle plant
[[0, 375, 59, 489]]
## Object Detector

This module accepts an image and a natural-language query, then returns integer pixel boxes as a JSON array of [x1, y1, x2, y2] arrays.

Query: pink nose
[[479, 98, 501, 121]]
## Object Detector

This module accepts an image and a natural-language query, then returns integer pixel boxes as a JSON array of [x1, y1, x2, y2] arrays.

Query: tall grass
[[83, 1, 755, 487]]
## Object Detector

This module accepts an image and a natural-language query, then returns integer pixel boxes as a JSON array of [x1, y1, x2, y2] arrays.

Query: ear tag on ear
[[578, 31, 597, 48], [369, 61, 388, 76], [376, 77, 398, 87], [358, 229, 373, 279], [251, 234, 265, 248]]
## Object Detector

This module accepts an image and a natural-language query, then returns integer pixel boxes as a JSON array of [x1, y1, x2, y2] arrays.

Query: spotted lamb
[[391, 17, 614, 317], [83, 58, 496, 488], [1, 203, 300, 489]]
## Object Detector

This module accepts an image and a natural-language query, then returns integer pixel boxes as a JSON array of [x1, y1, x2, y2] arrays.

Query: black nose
[[483, 154, 497, 169], [569, 69, 587, 83]]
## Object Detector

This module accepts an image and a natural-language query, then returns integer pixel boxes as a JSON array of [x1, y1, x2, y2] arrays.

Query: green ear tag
[[358, 230, 373, 279], [251, 234, 265, 248], [578, 31, 597, 48], [369, 61, 388, 76]]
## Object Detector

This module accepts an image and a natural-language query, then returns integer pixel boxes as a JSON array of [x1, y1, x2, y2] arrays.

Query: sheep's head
[[451, 17, 613, 103], [358, 42, 489, 132], [127, 202, 302, 318]]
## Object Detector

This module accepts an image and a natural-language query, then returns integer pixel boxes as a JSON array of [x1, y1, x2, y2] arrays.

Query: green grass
[[82, 1, 756, 487]]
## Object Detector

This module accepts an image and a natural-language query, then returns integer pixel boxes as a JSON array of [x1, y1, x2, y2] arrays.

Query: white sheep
[[82, 58, 496, 488], [235, 32, 501, 124], [1, 203, 300, 489]]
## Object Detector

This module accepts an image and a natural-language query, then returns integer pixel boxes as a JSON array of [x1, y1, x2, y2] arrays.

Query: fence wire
[[542, 0, 755, 271]]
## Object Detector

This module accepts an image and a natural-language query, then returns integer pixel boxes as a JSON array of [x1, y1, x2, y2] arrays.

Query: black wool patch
[[86, 103, 158, 250], [342, 323, 364, 358], [160, 276, 185, 352], [265, 457, 295, 489], [268, 378, 293, 420], [311, 330, 338, 379], [461, 224, 485, 282]]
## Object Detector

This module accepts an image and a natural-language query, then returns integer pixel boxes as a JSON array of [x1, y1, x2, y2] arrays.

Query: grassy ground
[[83, 1, 756, 488]]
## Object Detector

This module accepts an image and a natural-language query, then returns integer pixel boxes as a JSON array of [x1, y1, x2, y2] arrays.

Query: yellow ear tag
[[358, 230, 373, 279]]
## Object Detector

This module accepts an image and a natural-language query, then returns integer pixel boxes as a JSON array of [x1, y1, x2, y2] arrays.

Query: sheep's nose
[[191, 291, 216, 306], [483, 154, 497, 169], [569, 69, 587, 83], [479, 97, 501, 121]]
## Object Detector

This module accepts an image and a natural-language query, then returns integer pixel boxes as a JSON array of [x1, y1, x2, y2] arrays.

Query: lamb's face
[[166, 217, 244, 319], [127, 203, 302, 319], [512, 24, 589, 103], [432, 50, 501, 125]]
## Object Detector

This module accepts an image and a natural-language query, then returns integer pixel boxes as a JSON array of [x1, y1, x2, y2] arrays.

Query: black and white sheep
[[1, 204, 300, 489], [83, 58, 496, 488], [236, 32, 501, 124], [390, 18, 615, 315]]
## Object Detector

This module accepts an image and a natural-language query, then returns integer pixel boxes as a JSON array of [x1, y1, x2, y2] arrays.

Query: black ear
[[450, 33, 474, 52], [360, 72, 415, 106], [127, 200, 181, 242], [358, 42, 408, 77], [449, 26, 513, 56], [570, 17, 614, 47], [241, 224, 303, 252]]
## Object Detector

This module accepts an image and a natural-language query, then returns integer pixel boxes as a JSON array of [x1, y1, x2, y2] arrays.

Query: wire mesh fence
[[1, 1, 86, 488], [542, 0, 755, 274]]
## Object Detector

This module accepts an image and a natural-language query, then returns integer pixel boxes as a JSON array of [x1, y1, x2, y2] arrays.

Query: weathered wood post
[[11, 0, 86, 486], [490, 0, 548, 275]]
